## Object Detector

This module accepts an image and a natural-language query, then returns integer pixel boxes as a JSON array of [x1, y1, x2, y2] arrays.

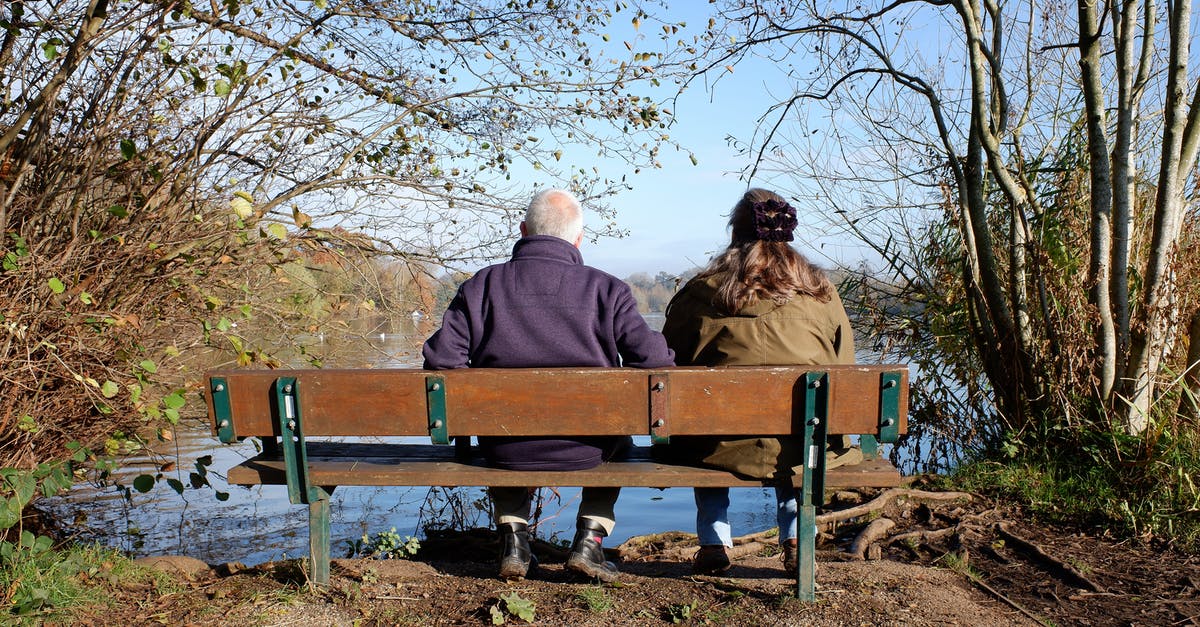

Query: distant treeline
[[621, 265, 857, 314]]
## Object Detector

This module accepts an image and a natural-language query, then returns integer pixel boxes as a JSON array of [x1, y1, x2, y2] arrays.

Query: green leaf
[[501, 592, 535, 622], [32, 535, 52, 553], [79, 291, 93, 305], [132, 475, 156, 493], [215, 491, 230, 501], [12, 474, 35, 506], [48, 278, 65, 294], [120, 138, 137, 160], [100, 380, 119, 398], [315, 0, 328, 8], [166, 478, 184, 495], [163, 392, 186, 409], [0, 499, 19, 530], [140, 359, 158, 374], [164, 408, 180, 424], [266, 223, 288, 240], [214, 79, 231, 96], [107, 204, 129, 218], [41, 41, 58, 60]]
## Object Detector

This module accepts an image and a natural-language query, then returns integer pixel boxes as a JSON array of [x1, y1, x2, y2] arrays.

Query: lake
[[37, 313, 891, 565]]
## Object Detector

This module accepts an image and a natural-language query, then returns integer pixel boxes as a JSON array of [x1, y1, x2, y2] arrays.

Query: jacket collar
[[511, 235, 584, 265]]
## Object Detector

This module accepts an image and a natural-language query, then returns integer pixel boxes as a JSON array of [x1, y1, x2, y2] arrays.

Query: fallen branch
[[996, 523, 1105, 593], [962, 569, 1046, 624], [848, 517, 894, 560], [817, 488, 973, 526]]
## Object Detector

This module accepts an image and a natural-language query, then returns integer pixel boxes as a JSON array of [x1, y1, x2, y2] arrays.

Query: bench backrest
[[206, 365, 908, 443]]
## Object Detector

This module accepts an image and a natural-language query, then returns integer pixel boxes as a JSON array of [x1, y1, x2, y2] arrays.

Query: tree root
[[996, 523, 1106, 593], [615, 488, 975, 563], [885, 524, 957, 547], [848, 517, 894, 560], [817, 488, 973, 527]]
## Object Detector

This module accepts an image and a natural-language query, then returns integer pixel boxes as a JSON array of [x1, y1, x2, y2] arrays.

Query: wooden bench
[[204, 365, 909, 600]]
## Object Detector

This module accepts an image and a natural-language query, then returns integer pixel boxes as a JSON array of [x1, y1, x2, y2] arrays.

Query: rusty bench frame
[[205, 365, 909, 600]]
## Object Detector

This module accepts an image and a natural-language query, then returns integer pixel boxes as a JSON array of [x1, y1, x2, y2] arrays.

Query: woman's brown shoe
[[782, 539, 798, 575], [693, 545, 731, 575]]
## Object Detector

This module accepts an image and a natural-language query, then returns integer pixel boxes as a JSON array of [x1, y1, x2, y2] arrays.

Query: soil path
[[63, 491, 1199, 626]]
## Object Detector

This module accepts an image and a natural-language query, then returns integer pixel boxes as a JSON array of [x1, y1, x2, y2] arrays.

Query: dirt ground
[[62, 487, 1200, 626]]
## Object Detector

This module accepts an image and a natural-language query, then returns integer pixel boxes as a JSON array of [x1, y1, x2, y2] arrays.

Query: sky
[[565, 10, 866, 280]]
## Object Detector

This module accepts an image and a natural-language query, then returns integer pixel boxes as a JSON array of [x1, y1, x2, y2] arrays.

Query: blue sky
[[574, 12, 864, 279]]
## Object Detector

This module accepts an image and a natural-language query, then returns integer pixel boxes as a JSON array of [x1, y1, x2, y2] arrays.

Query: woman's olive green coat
[[658, 272, 856, 479]]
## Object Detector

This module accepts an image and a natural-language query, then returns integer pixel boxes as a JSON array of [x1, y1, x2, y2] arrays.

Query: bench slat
[[206, 365, 908, 439], [224, 444, 904, 489]]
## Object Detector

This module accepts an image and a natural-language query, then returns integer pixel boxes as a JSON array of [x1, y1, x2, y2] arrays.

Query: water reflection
[[38, 313, 788, 565]]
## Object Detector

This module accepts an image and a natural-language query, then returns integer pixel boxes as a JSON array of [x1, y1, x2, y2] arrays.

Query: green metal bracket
[[795, 370, 829, 602], [426, 376, 449, 445], [649, 374, 670, 445], [802, 371, 829, 508], [859, 434, 879, 460], [878, 372, 902, 443], [275, 377, 319, 505], [210, 377, 237, 443]]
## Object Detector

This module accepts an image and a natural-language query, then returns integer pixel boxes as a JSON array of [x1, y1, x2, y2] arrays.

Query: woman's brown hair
[[696, 188, 833, 313]]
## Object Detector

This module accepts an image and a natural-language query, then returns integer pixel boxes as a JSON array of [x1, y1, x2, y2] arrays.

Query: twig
[[1169, 612, 1199, 626], [996, 523, 1105, 593]]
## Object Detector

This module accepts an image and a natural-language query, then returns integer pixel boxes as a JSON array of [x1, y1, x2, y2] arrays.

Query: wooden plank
[[207, 365, 908, 438], [225, 444, 905, 489]]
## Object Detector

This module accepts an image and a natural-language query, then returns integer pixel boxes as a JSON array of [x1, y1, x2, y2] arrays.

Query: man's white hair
[[524, 188, 584, 243]]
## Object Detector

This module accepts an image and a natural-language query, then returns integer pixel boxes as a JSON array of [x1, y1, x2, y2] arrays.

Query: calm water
[[38, 313, 803, 565]]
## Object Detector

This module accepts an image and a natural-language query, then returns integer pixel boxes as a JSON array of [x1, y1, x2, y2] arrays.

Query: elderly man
[[422, 188, 674, 582]]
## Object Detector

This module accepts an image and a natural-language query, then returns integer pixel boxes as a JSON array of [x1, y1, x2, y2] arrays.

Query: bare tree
[[0, 1, 712, 468], [702, 0, 1200, 452]]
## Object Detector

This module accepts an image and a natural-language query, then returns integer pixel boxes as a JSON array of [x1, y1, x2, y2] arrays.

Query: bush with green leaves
[[349, 528, 420, 560]]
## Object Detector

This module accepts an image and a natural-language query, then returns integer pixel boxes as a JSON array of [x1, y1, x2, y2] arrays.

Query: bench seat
[[227, 443, 905, 489]]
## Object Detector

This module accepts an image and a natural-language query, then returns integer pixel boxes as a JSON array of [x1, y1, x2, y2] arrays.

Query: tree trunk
[[1120, 0, 1194, 433], [1080, 0, 1115, 400]]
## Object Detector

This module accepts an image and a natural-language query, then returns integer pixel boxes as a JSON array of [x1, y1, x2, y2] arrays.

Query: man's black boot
[[565, 517, 619, 582], [496, 522, 532, 580]]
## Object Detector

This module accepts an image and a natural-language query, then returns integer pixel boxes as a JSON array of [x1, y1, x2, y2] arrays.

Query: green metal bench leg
[[795, 371, 828, 601], [797, 502, 817, 600], [309, 488, 331, 585]]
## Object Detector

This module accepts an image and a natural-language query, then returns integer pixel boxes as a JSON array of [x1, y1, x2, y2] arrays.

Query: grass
[[943, 423, 1200, 552], [0, 540, 179, 623], [936, 550, 982, 580], [575, 586, 612, 613]]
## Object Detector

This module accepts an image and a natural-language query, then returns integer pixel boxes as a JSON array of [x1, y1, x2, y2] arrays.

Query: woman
[[660, 188, 857, 575]]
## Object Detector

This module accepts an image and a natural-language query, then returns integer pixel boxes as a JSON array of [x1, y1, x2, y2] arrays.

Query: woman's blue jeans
[[694, 486, 798, 547]]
